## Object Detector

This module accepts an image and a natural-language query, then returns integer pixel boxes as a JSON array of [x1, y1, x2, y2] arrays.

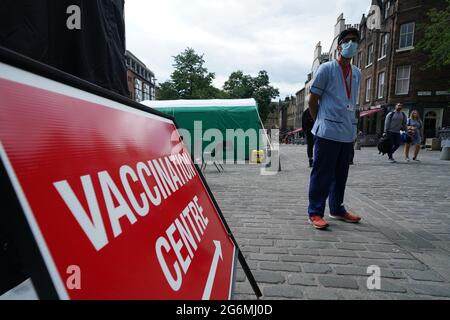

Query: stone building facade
[[286, 96, 297, 131], [296, 88, 306, 128]]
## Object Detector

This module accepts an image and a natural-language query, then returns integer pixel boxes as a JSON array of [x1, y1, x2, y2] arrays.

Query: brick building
[[357, 0, 450, 140], [286, 96, 297, 131], [125, 50, 156, 102], [278, 98, 288, 133], [295, 88, 306, 128], [264, 102, 281, 130], [278, 96, 304, 143]]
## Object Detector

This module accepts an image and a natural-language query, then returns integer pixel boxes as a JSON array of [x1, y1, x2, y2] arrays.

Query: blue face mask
[[341, 41, 358, 58]]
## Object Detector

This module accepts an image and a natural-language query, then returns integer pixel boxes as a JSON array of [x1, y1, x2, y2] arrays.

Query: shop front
[[358, 107, 385, 146]]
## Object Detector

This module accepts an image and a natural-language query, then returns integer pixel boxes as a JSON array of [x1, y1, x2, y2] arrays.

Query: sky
[[125, 0, 371, 99]]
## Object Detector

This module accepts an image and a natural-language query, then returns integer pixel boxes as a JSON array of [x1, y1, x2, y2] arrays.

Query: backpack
[[377, 135, 392, 155]]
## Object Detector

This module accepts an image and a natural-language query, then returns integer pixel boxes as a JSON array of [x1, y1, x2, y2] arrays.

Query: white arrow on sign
[[202, 240, 223, 300]]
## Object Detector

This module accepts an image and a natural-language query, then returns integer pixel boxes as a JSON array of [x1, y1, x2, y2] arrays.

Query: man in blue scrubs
[[307, 28, 362, 230]]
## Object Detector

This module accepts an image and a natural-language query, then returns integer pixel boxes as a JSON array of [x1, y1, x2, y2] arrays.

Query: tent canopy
[[141, 99, 266, 161], [287, 128, 303, 135]]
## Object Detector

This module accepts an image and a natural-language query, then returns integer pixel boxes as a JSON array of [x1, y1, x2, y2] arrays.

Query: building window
[[379, 34, 388, 58], [367, 44, 374, 66], [143, 83, 150, 101], [358, 52, 363, 68], [395, 66, 411, 95], [151, 86, 156, 100], [399, 22, 415, 49], [377, 72, 385, 99], [384, 1, 390, 19], [365, 78, 372, 102], [134, 78, 143, 102]]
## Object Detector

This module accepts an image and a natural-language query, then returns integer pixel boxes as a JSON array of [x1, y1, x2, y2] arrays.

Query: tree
[[223, 71, 255, 98], [157, 81, 179, 100], [223, 70, 279, 122], [157, 48, 227, 99], [416, 0, 450, 70]]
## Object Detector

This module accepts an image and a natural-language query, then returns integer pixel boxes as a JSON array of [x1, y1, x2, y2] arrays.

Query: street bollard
[[265, 148, 282, 172], [440, 141, 450, 161]]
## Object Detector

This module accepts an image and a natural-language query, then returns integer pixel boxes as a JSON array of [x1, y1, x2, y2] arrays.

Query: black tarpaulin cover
[[0, 0, 129, 296], [0, 0, 129, 96]]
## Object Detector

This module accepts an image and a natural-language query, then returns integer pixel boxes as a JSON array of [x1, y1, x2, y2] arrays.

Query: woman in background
[[404, 110, 424, 162]]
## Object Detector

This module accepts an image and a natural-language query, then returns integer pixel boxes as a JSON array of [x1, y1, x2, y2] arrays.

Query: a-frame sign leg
[[192, 163, 262, 299], [237, 250, 262, 298]]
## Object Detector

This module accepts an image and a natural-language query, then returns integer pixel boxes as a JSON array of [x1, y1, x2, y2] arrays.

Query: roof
[[125, 50, 147, 68], [125, 50, 155, 77], [141, 98, 258, 109]]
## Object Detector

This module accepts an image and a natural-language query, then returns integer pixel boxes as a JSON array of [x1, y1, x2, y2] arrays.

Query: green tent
[[142, 99, 266, 162]]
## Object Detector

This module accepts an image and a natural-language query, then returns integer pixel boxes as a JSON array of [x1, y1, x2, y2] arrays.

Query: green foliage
[[157, 48, 280, 121], [223, 71, 255, 98], [157, 48, 227, 100], [157, 81, 179, 100], [223, 70, 279, 122], [416, 0, 450, 70]]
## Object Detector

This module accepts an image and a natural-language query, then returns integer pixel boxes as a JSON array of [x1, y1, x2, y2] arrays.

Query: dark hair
[[338, 28, 360, 45]]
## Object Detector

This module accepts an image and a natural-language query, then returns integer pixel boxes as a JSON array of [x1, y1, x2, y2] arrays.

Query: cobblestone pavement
[[204, 144, 450, 300]]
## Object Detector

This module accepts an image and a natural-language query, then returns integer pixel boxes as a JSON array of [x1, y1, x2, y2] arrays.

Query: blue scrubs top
[[310, 60, 361, 143]]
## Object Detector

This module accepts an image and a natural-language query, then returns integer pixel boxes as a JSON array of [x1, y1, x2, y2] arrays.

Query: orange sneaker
[[329, 212, 361, 223], [309, 215, 329, 230]]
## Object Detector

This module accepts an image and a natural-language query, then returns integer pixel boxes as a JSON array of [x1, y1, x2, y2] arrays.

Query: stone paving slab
[[205, 145, 450, 300]]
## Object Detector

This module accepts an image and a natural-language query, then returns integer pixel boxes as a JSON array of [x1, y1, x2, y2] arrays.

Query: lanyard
[[340, 63, 353, 99]]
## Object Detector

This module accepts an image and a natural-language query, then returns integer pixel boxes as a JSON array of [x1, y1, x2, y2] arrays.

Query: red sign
[[0, 61, 236, 300]]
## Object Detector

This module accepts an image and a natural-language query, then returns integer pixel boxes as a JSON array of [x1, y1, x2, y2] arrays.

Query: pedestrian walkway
[[204, 145, 450, 300]]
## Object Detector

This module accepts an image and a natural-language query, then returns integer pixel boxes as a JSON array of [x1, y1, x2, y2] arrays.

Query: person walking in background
[[349, 112, 361, 165], [404, 110, 424, 162], [302, 108, 315, 167], [307, 28, 362, 230], [349, 139, 356, 165], [384, 103, 407, 163]]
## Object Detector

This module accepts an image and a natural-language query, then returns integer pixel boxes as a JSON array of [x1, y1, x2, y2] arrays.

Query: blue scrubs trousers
[[308, 136, 353, 217]]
